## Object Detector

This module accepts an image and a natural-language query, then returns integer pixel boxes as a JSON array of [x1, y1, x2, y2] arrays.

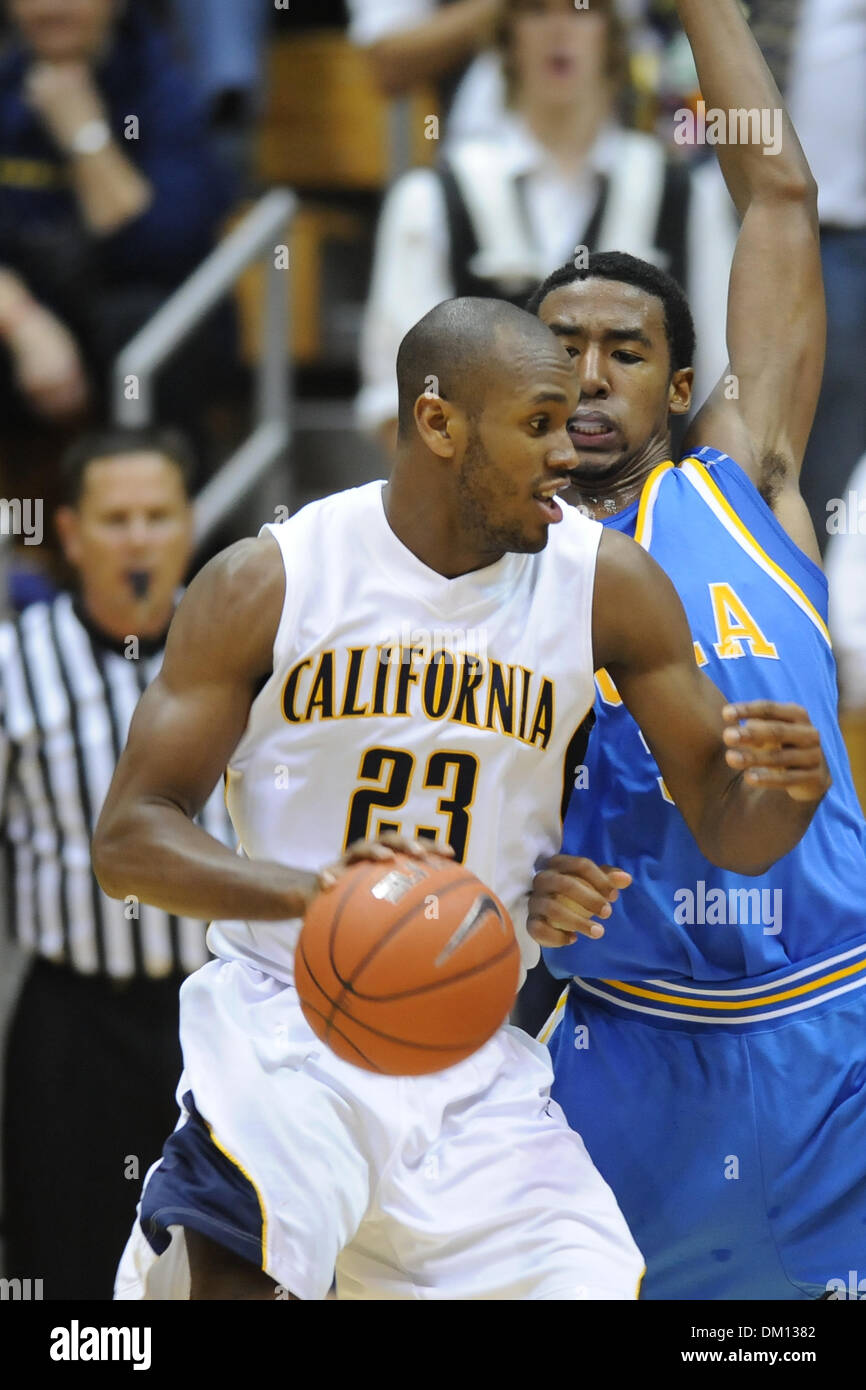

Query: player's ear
[[668, 367, 694, 418], [414, 392, 462, 459]]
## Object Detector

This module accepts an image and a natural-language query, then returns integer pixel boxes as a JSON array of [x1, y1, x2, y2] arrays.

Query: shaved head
[[396, 297, 568, 438]]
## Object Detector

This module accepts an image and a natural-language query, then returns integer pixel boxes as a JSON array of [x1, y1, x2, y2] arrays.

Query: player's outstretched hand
[[317, 832, 456, 894], [722, 702, 831, 802], [527, 855, 632, 948]]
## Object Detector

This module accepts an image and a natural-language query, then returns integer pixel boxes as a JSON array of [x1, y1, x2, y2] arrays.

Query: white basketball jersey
[[210, 482, 601, 982]]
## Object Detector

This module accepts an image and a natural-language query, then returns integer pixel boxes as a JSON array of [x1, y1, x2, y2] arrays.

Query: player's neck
[[518, 89, 614, 173], [568, 440, 673, 522], [382, 481, 504, 580]]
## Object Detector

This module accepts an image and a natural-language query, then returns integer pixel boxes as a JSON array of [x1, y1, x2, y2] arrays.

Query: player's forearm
[[696, 760, 819, 876], [365, 0, 497, 96], [675, 0, 816, 214], [92, 801, 318, 921]]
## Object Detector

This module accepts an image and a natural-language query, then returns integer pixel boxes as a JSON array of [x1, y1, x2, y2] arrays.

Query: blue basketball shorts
[[543, 941, 866, 1300]]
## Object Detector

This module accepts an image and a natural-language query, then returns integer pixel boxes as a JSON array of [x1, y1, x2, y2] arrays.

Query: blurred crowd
[[0, 0, 865, 1298]]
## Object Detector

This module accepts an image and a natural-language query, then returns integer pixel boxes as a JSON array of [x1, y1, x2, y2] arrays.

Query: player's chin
[[567, 446, 627, 483], [518, 526, 551, 554]]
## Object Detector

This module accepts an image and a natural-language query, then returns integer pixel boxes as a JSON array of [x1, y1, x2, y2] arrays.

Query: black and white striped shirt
[[0, 591, 235, 979]]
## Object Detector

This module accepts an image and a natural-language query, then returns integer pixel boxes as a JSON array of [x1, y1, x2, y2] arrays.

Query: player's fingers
[[738, 766, 828, 789], [600, 866, 633, 888], [533, 870, 616, 919], [343, 839, 400, 863], [376, 831, 455, 860], [725, 744, 823, 770], [526, 913, 580, 948], [529, 894, 605, 939], [724, 719, 819, 749], [723, 701, 810, 725], [541, 854, 625, 899]]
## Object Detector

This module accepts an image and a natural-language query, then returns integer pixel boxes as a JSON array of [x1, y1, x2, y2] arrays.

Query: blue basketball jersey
[[547, 447, 866, 983]]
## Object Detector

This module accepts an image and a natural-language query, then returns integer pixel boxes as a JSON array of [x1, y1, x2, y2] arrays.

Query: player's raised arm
[[593, 529, 830, 876], [678, 0, 824, 539]]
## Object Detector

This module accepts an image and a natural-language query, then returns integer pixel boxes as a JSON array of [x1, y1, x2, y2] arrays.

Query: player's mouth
[[531, 479, 571, 524], [568, 412, 620, 451]]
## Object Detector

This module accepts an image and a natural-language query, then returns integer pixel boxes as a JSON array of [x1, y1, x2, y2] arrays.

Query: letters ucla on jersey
[[548, 446, 866, 984], [209, 481, 602, 983]]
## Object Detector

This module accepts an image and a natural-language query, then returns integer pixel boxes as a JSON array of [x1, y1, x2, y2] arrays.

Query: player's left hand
[[527, 855, 632, 947], [722, 701, 831, 802]]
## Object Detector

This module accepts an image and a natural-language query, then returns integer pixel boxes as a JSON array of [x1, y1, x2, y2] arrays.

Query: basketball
[[294, 853, 521, 1075]]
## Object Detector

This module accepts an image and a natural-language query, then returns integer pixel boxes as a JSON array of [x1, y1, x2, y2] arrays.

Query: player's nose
[[578, 345, 609, 396], [547, 427, 575, 469]]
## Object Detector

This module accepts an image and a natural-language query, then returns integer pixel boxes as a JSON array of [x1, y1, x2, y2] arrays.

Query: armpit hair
[[757, 451, 790, 509]]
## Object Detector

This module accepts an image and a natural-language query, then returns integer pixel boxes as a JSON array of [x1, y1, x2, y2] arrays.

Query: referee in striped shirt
[[0, 426, 234, 1299]]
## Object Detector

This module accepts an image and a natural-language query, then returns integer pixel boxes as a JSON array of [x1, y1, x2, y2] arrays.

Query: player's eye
[[564, 345, 580, 359], [613, 351, 643, 364], [529, 416, 549, 434]]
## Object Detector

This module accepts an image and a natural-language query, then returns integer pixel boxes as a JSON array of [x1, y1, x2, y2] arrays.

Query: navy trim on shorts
[[140, 1090, 264, 1267]]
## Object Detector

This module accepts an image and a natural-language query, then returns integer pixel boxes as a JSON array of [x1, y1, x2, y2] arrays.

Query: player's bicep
[[617, 658, 730, 835], [594, 532, 729, 831], [684, 191, 825, 478], [107, 668, 252, 820]]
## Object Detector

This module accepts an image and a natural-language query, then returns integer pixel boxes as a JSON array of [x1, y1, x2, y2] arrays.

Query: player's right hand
[[527, 855, 632, 947], [317, 832, 456, 894]]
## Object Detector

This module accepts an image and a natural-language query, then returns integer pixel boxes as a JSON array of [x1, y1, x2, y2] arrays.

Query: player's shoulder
[[266, 481, 384, 533], [181, 536, 285, 635], [187, 484, 385, 635]]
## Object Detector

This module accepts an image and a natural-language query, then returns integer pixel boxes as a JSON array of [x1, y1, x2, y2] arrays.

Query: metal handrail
[[112, 187, 297, 546]]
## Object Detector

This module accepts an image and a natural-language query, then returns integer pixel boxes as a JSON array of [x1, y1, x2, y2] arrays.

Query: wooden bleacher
[[236, 32, 438, 367]]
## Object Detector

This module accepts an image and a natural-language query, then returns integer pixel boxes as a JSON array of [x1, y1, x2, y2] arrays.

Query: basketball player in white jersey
[[94, 298, 829, 1301]]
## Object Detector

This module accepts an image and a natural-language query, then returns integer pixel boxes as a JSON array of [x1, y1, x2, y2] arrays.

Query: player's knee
[[185, 1227, 298, 1300]]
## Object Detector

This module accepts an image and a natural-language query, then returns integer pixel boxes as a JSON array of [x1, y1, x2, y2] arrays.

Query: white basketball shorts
[[115, 958, 644, 1301]]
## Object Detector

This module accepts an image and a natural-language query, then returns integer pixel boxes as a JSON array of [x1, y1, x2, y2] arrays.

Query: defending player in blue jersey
[[526, 0, 866, 1299]]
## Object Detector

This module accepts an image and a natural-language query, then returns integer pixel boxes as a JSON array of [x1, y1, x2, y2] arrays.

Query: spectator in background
[[0, 426, 235, 1300], [167, 0, 273, 182], [358, 0, 736, 454], [786, 0, 866, 549], [0, 0, 236, 584], [346, 0, 508, 143], [827, 449, 866, 814]]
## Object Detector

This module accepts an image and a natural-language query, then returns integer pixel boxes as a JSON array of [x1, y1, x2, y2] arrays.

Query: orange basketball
[[294, 853, 521, 1075]]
